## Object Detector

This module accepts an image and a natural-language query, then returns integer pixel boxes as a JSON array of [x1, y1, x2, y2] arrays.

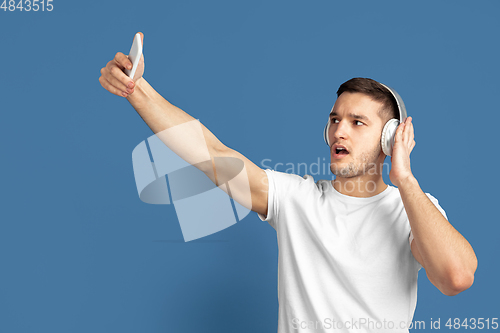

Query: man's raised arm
[[99, 32, 269, 217]]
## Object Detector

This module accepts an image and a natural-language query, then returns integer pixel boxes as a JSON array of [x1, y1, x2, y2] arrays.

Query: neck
[[331, 167, 388, 198]]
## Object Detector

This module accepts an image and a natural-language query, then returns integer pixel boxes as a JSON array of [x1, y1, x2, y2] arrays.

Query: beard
[[330, 141, 382, 178]]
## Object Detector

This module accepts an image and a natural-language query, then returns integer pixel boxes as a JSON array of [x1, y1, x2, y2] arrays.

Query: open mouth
[[332, 145, 350, 159], [335, 147, 348, 155]]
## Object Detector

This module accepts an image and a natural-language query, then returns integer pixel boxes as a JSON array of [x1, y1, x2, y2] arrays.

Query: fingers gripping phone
[[124, 33, 143, 79]]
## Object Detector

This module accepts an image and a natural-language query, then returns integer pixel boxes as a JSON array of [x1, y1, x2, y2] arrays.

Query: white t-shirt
[[258, 169, 448, 333]]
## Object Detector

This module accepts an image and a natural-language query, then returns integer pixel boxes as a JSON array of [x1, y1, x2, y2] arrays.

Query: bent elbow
[[441, 271, 475, 296]]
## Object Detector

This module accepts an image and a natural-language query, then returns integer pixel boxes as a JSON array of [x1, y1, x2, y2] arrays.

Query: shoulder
[[391, 187, 448, 220], [263, 169, 329, 194], [423, 191, 448, 220], [424, 192, 440, 204]]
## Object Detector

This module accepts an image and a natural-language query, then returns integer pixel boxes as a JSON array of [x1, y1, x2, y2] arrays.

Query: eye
[[331, 118, 339, 124], [355, 120, 364, 126]]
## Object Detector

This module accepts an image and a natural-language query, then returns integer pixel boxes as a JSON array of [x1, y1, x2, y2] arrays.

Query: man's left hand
[[389, 117, 416, 187]]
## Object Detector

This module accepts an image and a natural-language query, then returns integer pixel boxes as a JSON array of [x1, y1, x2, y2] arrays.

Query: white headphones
[[323, 83, 407, 156]]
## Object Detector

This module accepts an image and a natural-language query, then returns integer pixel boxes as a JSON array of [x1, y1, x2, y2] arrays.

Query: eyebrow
[[329, 111, 370, 122]]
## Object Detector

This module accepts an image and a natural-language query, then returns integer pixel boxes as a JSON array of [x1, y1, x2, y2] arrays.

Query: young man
[[99, 33, 477, 333]]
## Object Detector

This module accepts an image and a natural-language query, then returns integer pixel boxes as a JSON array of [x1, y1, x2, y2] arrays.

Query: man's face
[[328, 92, 386, 178]]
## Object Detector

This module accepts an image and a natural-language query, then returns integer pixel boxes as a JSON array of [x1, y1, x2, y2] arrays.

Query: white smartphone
[[124, 33, 143, 79]]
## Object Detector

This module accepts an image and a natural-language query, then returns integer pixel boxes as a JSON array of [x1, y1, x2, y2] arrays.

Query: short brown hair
[[336, 77, 398, 122]]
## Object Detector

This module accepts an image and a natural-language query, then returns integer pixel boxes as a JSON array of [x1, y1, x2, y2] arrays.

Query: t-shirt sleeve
[[408, 192, 448, 245], [257, 169, 278, 229], [256, 169, 306, 230]]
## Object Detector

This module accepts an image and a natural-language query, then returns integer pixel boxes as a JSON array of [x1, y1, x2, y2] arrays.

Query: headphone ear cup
[[324, 121, 330, 146], [381, 119, 400, 156]]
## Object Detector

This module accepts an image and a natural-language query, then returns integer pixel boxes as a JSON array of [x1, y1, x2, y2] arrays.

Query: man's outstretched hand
[[99, 32, 145, 98], [389, 116, 416, 187]]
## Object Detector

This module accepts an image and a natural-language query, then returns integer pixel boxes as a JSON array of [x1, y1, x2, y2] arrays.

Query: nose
[[330, 119, 349, 143]]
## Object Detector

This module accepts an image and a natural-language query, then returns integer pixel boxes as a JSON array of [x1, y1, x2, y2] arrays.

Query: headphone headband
[[378, 83, 407, 123]]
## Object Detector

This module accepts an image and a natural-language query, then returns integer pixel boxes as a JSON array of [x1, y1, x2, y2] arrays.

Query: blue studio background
[[1, 1, 499, 332]]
